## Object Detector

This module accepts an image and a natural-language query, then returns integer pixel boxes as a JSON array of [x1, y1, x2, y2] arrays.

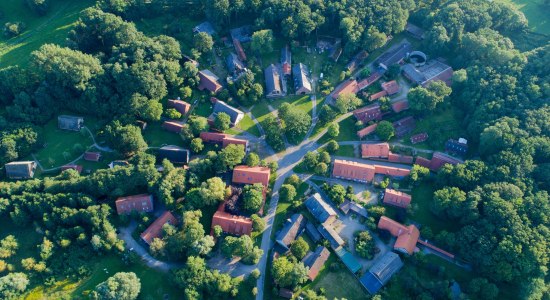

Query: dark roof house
[[375, 42, 412, 69], [58, 115, 83, 131], [211, 99, 245, 126], [167, 99, 192, 115], [305, 221, 322, 243], [302, 246, 330, 281], [393, 116, 416, 137], [116, 194, 154, 215], [5, 161, 37, 179], [157, 145, 190, 164], [226, 53, 246, 75], [318, 223, 345, 249], [293, 63, 313, 95], [198, 70, 222, 93], [275, 214, 306, 252], [402, 60, 453, 87], [359, 252, 404, 294], [335, 247, 362, 273], [445, 139, 468, 156], [405, 22, 426, 40], [304, 193, 338, 224], [353, 104, 382, 123], [264, 64, 284, 98]]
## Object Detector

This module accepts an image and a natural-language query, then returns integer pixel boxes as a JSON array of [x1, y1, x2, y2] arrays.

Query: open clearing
[[497, 0, 550, 34]]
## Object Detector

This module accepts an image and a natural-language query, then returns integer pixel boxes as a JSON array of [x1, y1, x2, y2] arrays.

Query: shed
[[359, 252, 403, 294], [58, 115, 83, 131], [5, 161, 37, 179], [84, 152, 101, 162], [335, 247, 362, 273], [157, 145, 190, 164]]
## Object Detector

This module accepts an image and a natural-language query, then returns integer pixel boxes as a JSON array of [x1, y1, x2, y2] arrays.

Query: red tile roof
[[162, 120, 185, 133], [410, 133, 429, 144], [378, 216, 419, 255], [222, 137, 248, 148], [232, 165, 271, 187], [167, 99, 191, 115], [383, 189, 412, 208], [84, 152, 101, 162], [374, 165, 411, 178], [361, 143, 390, 158], [233, 38, 247, 61], [353, 104, 382, 123], [369, 90, 388, 101], [381, 80, 399, 95], [388, 152, 414, 164], [200, 132, 228, 143], [304, 246, 330, 281], [332, 160, 376, 182], [198, 70, 222, 93], [61, 164, 83, 174], [116, 194, 154, 215], [140, 211, 178, 244], [331, 80, 359, 100], [357, 124, 378, 139], [414, 157, 432, 169], [211, 210, 252, 236], [391, 100, 410, 113], [429, 152, 462, 171], [357, 71, 383, 90]]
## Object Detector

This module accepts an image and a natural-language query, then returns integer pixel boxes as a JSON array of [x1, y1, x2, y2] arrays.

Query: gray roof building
[[275, 214, 306, 252], [302, 246, 330, 281], [226, 53, 246, 75], [305, 193, 338, 224], [305, 221, 322, 243], [359, 252, 404, 294], [58, 115, 83, 131], [339, 200, 368, 218], [193, 22, 216, 36], [212, 99, 245, 126], [375, 42, 412, 69], [157, 145, 190, 164], [318, 223, 344, 249], [264, 64, 283, 98], [5, 161, 36, 179], [292, 63, 312, 95]]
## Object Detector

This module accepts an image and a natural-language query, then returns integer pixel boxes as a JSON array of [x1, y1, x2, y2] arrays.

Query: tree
[[188, 116, 210, 135], [327, 184, 347, 205], [165, 108, 182, 119], [431, 187, 468, 219], [286, 174, 301, 188], [290, 237, 309, 259], [271, 257, 308, 288], [280, 184, 297, 202], [407, 81, 452, 113], [409, 165, 430, 183], [251, 214, 265, 232], [221, 235, 263, 265], [217, 144, 246, 171], [327, 123, 339, 138], [280, 109, 311, 144], [424, 25, 450, 56], [194, 32, 214, 53], [363, 26, 387, 52], [215, 112, 231, 131], [0, 235, 18, 259], [318, 105, 337, 125], [303, 151, 319, 170], [0, 272, 29, 300], [245, 152, 260, 167], [326, 140, 339, 153], [190, 138, 204, 153], [335, 93, 362, 113], [251, 29, 274, 54], [355, 231, 376, 259], [243, 183, 264, 213], [92, 272, 141, 300], [103, 121, 148, 156], [375, 121, 395, 141], [26, 0, 49, 15], [199, 177, 226, 206], [315, 162, 328, 175]]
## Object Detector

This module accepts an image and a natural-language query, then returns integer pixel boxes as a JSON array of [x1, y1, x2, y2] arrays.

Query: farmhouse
[[167, 99, 192, 115], [374, 42, 412, 69], [318, 223, 344, 249], [58, 115, 83, 131], [200, 132, 249, 149], [115, 194, 154, 215], [359, 252, 404, 294], [210, 99, 245, 126], [275, 213, 306, 252], [292, 63, 313, 94], [383, 189, 412, 208], [378, 216, 419, 255], [232, 165, 270, 187], [361, 143, 390, 159], [211, 210, 253, 236], [402, 60, 453, 87], [84, 151, 101, 162], [302, 246, 330, 281], [162, 120, 185, 133], [157, 145, 190, 164], [264, 64, 284, 98], [357, 124, 378, 139], [331, 79, 358, 101], [198, 70, 222, 93], [281, 45, 292, 76], [226, 52, 246, 75], [445, 138, 468, 156], [332, 160, 410, 183], [353, 104, 383, 123], [5, 161, 37, 179], [140, 211, 178, 245], [304, 193, 338, 224], [381, 80, 400, 95]]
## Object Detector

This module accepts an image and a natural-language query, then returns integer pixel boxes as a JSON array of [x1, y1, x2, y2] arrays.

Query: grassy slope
[[497, 0, 550, 35], [0, 0, 95, 68]]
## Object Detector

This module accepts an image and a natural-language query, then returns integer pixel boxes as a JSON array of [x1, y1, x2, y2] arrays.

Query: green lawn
[[408, 182, 461, 234], [0, 0, 95, 68], [0, 221, 43, 273], [310, 266, 367, 300], [334, 145, 355, 157], [230, 114, 261, 137], [318, 115, 357, 144], [497, 0, 550, 35], [142, 122, 184, 148]]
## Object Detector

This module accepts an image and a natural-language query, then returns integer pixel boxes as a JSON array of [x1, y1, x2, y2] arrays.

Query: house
[[335, 247, 362, 273], [140, 211, 178, 244], [211, 99, 245, 126], [211, 210, 252, 236], [84, 152, 101, 162], [402, 60, 453, 87], [361, 143, 390, 159], [305, 221, 322, 243], [410, 133, 428, 144], [346, 50, 369, 73], [226, 53, 246, 75], [378, 216, 419, 255], [162, 120, 185, 133], [414, 156, 432, 169], [115, 194, 154, 215], [381, 80, 400, 95], [359, 252, 404, 294], [333, 159, 376, 183], [405, 22, 425, 40], [304, 193, 338, 224], [331, 79, 359, 101], [193, 22, 216, 35], [157, 145, 190, 164], [353, 104, 382, 123], [200, 132, 249, 150], [374, 165, 411, 178], [429, 152, 462, 171], [393, 116, 416, 137], [374, 42, 412, 69], [391, 100, 410, 113], [383, 189, 412, 208], [292, 63, 313, 94], [264, 64, 284, 98], [232, 165, 270, 187], [233, 39, 246, 61], [108, 160, 129, 169], [222, 137, 248, 149], [357, 70, 384, 90], [388, 152, 414, 164], [198, 70, 222, 93], [318, 223, 344, 249], [58, 115, 83, 131], [303, 246, 330, 281], [369, 91, 387, 101], [61, 164, 83, 174], [281, 46, 292, 75], [445, 138, 468, 156], [275, 214, 306, 252], [167, 99, 192, 115], [5, 161, 37, 179], [339, 200, 368, 218], [357, 124, 378, 139]]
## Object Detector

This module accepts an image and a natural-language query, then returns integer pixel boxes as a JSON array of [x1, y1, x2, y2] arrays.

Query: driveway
[[207, 253, 258, 278]]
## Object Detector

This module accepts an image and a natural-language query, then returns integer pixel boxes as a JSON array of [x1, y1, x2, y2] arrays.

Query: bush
[[26, 0, 49, 15], [4, 22, 26, 37], [165, 108, 182, 119], [354, 231, 376, 259]]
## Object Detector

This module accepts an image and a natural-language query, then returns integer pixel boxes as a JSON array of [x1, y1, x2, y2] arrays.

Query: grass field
[[334, 145, 356, 157], [318, 115, 357, 144], [142, 122, 184, 148], [497, 0, 550, 34], [409, 182, 461, 234], [310, 266, 367, 300], [0, 0, 95, 68]]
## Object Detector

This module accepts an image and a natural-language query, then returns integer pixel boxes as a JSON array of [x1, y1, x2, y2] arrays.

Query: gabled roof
[[212, 100, 244, 125], [116, 194, 154, 215], [357, 124, 378, 139], [58, 115, 83, 131], [393, 116, 416, 137], [233, 39, 247, 61], [353, 104, 382, 123], [381, 80, 399, 95], [304, 193, 337, 224], [334, 247, 362, 273], [331, 80, 358, 100], [303, 246, 330, 281], [84, 151, 101, 162], [264, 64, 283, 97], [276, 214, 306, 251], [340, 200, 369, 218], [211, 210, 253, 236], [5, 161, 36, 179], [281, 46, 292, 75], [410, 133, 428, 144], [383, 189, 412, 208], [360, 252, 403, 294], [429, 152, 462, 171], [357, 70, 383, 90], [167, 99, 192, 115], [375, 42, 412, 69], [332, 159, 376, 182], [200, 132, 228, 143], [61, 164, 83, 174], [378, 216, 419, 255], [318, 223, 344, 249], [305, 221, 322, 243], [226, 52, 246, 74], [162, 120, 185, 133], [198, 69, 222, 93], [232, 165, 270, 187], [157, 145, 190, 164], [391, 100, 410, 113], [222, 137, 248, 148], [361, 143, 390, 158], [414, 156, 432, 169], [388, 152, 414, 164], [141, 211, 178, 244], [292, 63, 312, 93], [373, 165, 411, 178], [405, 22, 425, 39]]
